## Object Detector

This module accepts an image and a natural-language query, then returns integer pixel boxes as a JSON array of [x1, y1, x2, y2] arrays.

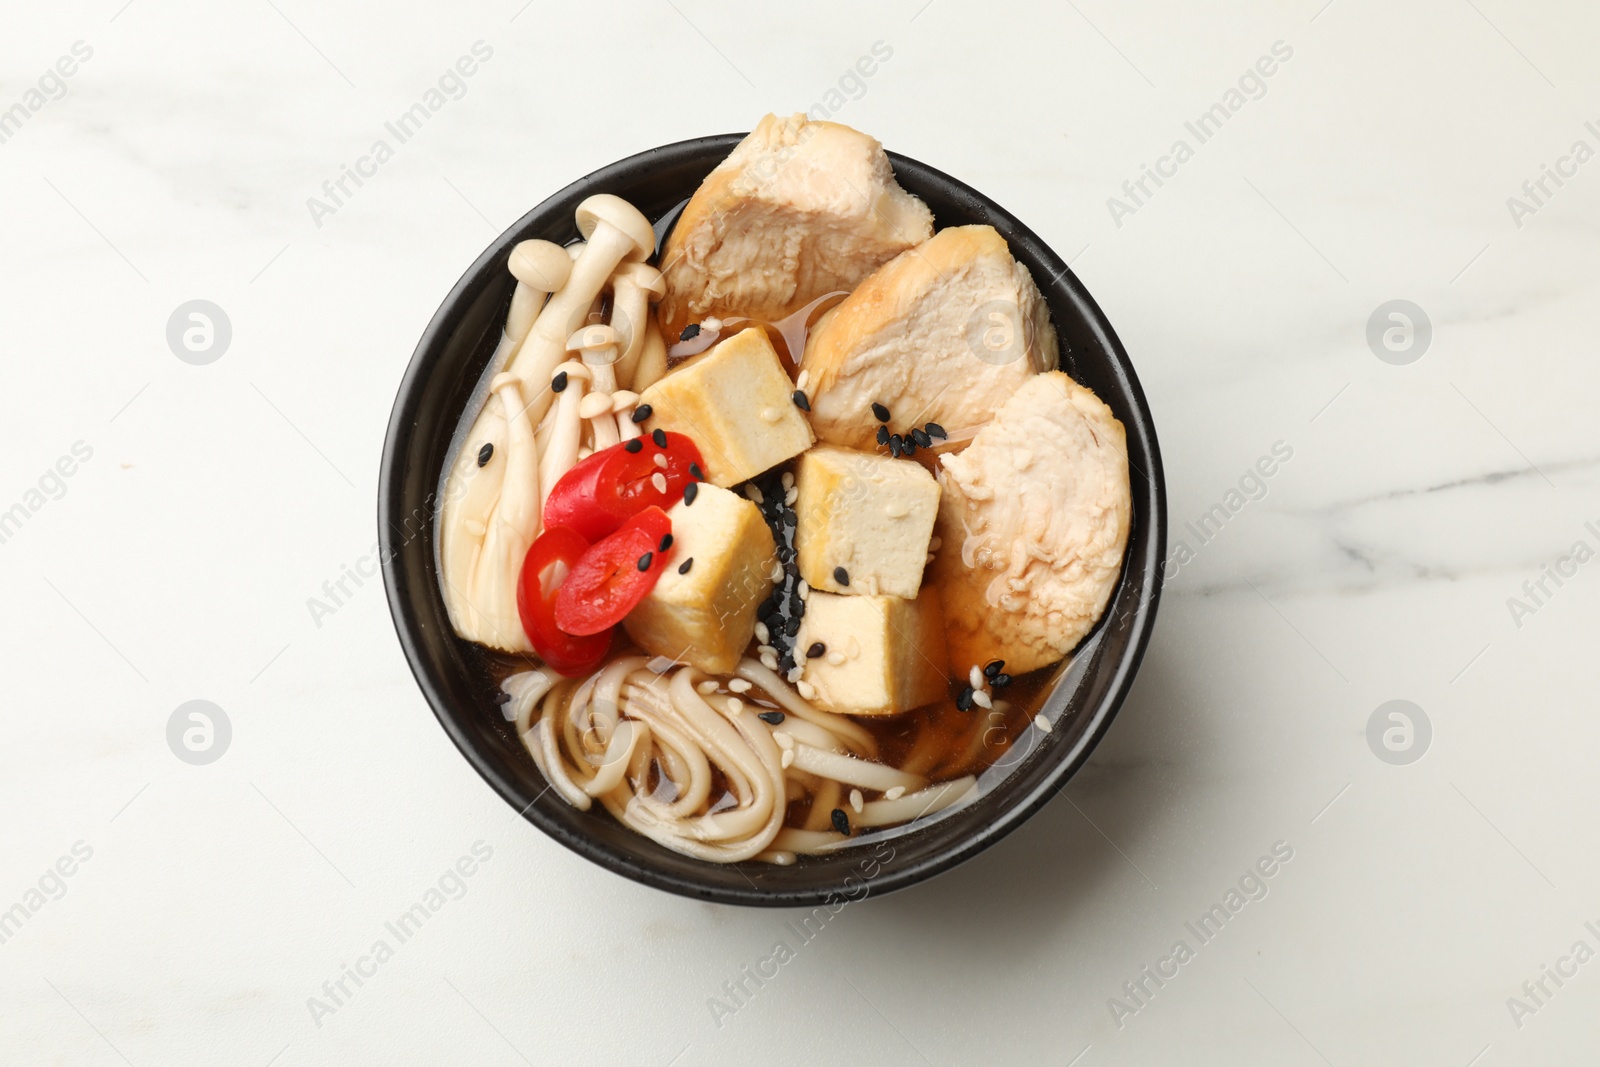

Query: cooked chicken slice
[[932, 372, 1130, 676], [657, 113, 932, 341], [802, 225, 1058, 451]]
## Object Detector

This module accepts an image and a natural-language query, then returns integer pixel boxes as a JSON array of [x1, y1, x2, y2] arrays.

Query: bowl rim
[[379, 132, 1167, 907]]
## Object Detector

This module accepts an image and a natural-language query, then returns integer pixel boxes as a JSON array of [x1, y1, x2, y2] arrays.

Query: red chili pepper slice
[[543, 431, 704, 543], [553, 507, 675, 636], [516, 526, 612, 676]]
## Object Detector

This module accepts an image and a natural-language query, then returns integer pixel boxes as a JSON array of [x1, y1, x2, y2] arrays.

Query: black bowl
[[379, 134, 1166, 907]]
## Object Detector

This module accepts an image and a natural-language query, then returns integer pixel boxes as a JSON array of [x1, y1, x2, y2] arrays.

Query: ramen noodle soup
[[436, 114, 1132, 865]]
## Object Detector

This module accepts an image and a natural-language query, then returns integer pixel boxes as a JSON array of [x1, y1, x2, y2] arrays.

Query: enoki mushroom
[[438, 196, 662, 650], [503, 656, 978, 864]]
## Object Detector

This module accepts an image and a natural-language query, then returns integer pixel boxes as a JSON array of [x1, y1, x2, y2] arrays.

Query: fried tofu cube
[[795, 445, 940, 599], [623, 482, 776, 674], [794, 589, 947, 716], [638, 327, 815, 487]]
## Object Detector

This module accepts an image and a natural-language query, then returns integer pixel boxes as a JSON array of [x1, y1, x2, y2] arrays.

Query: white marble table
[[4, 0, 1598, 1063]]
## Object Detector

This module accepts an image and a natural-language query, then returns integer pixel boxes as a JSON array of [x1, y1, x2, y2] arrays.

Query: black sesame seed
[[623, 438, 643, 453], [689, 462, 704, 481], [911, 428, 931, 448], [784, 615, 801, 637], [680, 323, 701, 341], [683, 481, 699, 505], [792, 389, 811, 412], [831, 808, 851, 835], [925, 421, 947, 440], [993, 673, 1013, 688], [758, 710, 785, 725], [806, 642, 826, 659], [833, 567, 850, 586], [659, 533, 673, 552], [551, 370, 568, 393], [677, 557, 693, 575], [955, 687, 974, 711], [637, 552, 653, 571], [781, 511, 796, 528], [984, 660, 1005, 679], [903, 439, 918, 457], [876, 425, 890, 446], [871, 402, 891, 422], [652, 428, 668, 448], [888, 436, 902, 458], [631, 404, 653, 423]]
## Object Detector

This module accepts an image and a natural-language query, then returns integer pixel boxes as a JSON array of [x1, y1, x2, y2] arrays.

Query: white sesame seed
[[885, 501, 908, 519], [781, 472, 795, 489], [760, 652, 779, 671], [726, 697, 743, 715], [969, 666, 984, 690], [796, 679, 817, 700], [786, 666, 804, 683], [972, 690, 993, 709], [757, 643, 774, 656], [929, 537, 942, 551], [1034, 713, 1052, 734], [653, 453, 669, 469], [696, 680, 718, 695], [795, 369, 810, 392], [650, 472, 668, 493], [769, 562, 783, 582], [773, 731, 794, 749], [781, 749, 794, 769], [797, 580, 810, 600], [754, 622, 770, 644], [728, 678, 753, 693], [884, 786, 905, 801], [926, 553, 936, 566], [784, 487, 798, 506], [745, 484, 765, 504], [826, 651, 845, 666], [760, 407, 782, 424], [850, 788, 864, 814]]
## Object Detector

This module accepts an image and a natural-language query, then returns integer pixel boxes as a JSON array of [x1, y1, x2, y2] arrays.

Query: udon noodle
[[502, 656, 979, 864]]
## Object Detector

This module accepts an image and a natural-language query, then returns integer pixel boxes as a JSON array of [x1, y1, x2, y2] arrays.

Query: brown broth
[[665, 290, 850, 370]]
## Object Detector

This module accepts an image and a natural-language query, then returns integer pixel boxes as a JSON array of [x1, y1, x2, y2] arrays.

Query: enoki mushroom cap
[[508, 239, 571, 292], [574, 194, 654, 263], [613, 260, 666, 299], [553, 359, 593, 383], [567, 324, 621, 365]]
